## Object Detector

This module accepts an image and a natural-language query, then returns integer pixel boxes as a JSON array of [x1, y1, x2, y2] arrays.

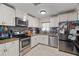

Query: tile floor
[[25, 44, 75, 56]]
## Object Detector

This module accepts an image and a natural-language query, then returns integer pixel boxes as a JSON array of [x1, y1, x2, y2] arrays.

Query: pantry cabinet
[[0, 40, 19, 56], [0, 4, 15, 26]]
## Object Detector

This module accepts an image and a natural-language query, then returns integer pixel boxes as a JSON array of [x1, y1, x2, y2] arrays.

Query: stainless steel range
[[19, 37, 31, 56], [14, 32, 31, 56]]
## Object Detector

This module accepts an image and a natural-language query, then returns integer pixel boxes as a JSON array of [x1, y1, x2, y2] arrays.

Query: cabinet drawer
[[5, 40, 19, 48]]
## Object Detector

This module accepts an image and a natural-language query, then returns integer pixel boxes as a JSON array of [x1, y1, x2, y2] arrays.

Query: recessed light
[[40, 10, 47, 15]]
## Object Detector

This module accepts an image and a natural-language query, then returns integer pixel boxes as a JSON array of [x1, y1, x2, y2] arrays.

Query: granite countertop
[[32, 33, 58, 37], [0, 38, 19, 44]]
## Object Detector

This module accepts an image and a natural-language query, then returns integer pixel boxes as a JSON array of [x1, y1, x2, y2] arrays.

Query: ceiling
[[9, 3, 78, 19]]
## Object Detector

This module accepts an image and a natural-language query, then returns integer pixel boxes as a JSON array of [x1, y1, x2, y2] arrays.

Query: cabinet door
[[0, 4, 15, 26], [50, 17, 55, 27], [6, 46, 19, 56], [31, 36, 38, 48], [42, 35, 48, 45], [0, 44, 5, 56], [67, 12, 77, 21], [5, 40, 19, 56], [0, 5, 4, 25], [27, 15, 39, 27], [59, 13, 68, 22], [50, 16, 59, 27], [38, 35, 48, 45]]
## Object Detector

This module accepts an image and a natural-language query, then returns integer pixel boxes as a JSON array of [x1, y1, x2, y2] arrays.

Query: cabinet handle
[[4, 49, 5, 52], [5, 49, 7, 52]]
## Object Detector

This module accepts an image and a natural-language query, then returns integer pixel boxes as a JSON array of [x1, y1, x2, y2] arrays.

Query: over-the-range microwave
[[15, 17, 28, 27]]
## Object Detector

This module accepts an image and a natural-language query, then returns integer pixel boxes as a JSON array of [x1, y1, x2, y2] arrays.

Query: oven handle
[[20, 37, 30, 41]]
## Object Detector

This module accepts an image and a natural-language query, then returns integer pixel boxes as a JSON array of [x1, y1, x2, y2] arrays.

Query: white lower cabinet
[[38, 35, 48, 45], [31, 35, 48, 48], [0, 44, 5, 56], [31, 36, 38, 48], [0, 40, 19, 56]]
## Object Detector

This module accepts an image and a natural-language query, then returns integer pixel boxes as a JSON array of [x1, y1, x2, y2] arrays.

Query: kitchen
[[0, 3, 79, 56]]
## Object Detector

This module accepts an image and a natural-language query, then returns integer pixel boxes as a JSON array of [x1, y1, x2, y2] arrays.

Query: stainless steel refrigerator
[[59, 21, 79, 55]]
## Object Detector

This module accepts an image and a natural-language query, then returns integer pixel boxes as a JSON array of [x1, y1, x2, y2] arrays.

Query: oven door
[[20, 37, 30, 51]]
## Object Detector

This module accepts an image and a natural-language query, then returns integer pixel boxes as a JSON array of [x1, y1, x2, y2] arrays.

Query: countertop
[[32, 33, 58, 37], [0, 38, 19, 44]]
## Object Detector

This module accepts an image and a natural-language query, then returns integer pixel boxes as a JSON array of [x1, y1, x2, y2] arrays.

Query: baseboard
[[59, 50, 78, 56]]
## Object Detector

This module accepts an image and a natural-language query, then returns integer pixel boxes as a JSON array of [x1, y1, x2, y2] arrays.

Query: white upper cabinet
[[0, 4, 15, 26], [15, 9, 26, 19], [67, 12, 77, 21], [50, 16, 59, 27], [0, 44, 5, 56], [0, 5, 3, 25], [59, 13, 68, 22], [59, 11, 77, 22], [27, 15, 40, 27]]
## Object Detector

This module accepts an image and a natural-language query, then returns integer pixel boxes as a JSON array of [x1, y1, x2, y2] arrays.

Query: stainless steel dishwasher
[[49, 36, 58, 48]]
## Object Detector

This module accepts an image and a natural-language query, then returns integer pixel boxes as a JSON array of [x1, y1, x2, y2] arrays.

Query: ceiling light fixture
[[40, 10, 47, 15]]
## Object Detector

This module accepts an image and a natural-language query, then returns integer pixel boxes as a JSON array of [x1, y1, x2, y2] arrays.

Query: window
[[41, 22, 50, 32]]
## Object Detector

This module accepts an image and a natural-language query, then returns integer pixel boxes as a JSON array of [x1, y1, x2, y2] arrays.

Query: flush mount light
[[40, 10, 47, 15]]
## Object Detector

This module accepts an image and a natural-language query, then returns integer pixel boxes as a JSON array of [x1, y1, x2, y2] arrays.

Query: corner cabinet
[[0, 40, 19, 56], [31, 36, 39, 48], [31, 35, 48, 48], [0, 4, 15, 26]]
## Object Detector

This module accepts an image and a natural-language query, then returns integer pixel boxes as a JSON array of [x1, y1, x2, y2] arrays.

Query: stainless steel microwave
[[15, 17, 28, 26]]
